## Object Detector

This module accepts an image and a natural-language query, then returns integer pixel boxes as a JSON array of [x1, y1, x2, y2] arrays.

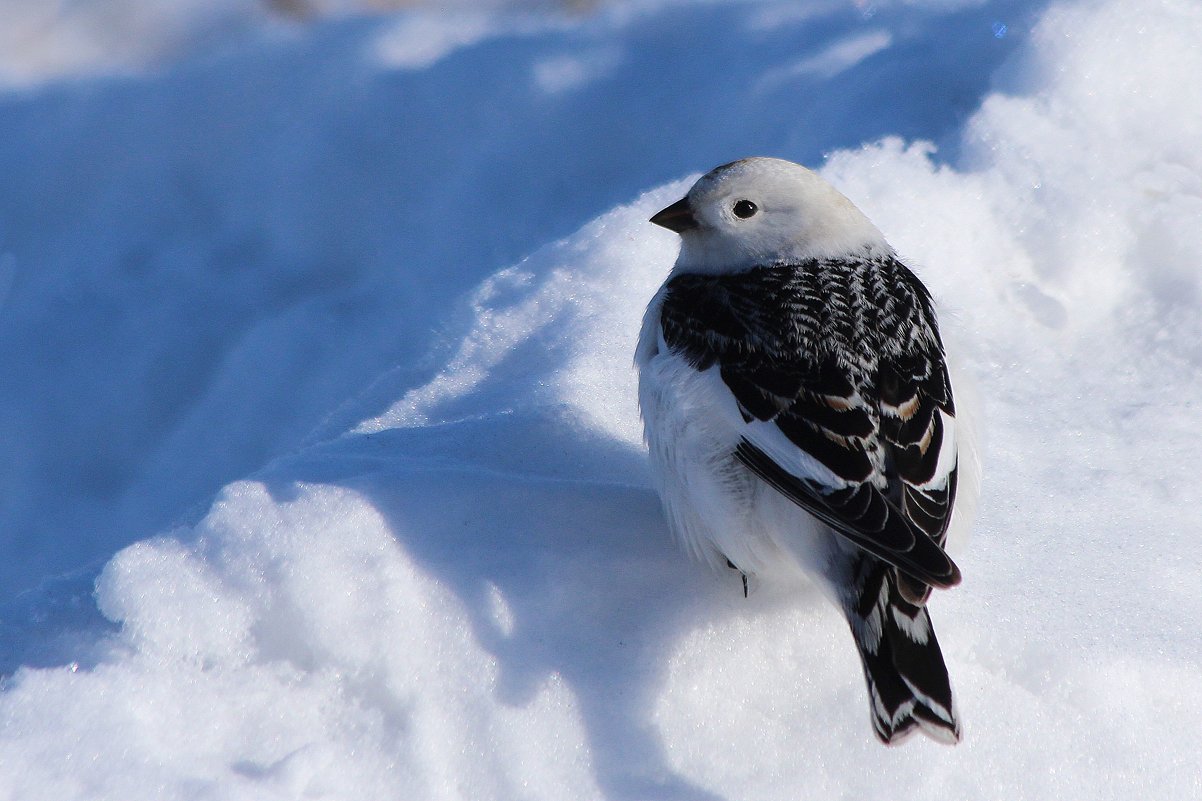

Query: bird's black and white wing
[[658, 256, 961, 603]]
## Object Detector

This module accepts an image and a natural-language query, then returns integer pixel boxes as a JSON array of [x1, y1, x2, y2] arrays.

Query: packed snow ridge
[[2, 0, 1202, 799]]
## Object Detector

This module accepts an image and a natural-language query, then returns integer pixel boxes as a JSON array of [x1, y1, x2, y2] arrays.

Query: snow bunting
[[636, 157, 973, 745]]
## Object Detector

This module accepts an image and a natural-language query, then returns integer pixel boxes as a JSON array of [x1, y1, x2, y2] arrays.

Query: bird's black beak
[[650, 197, 698, 233]]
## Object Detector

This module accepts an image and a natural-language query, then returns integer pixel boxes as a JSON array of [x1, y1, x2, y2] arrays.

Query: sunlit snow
[[1, 0, 1201, 798]]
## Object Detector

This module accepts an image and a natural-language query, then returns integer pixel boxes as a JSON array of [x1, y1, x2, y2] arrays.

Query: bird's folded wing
[[659, 262, 962, 595], [735, 438, 960, 589], [726, 348, 962, 595]]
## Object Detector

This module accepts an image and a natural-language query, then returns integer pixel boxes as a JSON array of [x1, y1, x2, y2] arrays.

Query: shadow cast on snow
[[263, 407, 743, 800]]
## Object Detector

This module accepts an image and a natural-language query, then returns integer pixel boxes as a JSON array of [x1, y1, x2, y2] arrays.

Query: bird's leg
[[726, 558, 749, 598]]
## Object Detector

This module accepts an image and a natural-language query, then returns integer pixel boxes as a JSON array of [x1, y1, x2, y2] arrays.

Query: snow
[[2, 0, 1202, 798]]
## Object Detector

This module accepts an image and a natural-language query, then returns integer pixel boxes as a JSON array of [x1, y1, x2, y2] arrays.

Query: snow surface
[[3, 0, 1202, 798]]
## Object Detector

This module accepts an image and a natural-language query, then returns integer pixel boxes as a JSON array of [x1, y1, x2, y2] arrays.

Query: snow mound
[[3, 0, 1202, 798]]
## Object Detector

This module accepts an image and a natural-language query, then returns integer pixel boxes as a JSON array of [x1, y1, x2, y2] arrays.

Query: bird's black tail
[[843, 556, 960, 745]]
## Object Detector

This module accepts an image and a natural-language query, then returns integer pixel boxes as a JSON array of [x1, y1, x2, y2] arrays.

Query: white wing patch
[[741, 418, 853, 492], [915, 409, 957, 491]]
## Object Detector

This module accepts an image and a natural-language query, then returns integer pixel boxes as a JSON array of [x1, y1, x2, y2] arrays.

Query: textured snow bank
[[3, 0, 1202, 798], [4, 481, 603, 799]]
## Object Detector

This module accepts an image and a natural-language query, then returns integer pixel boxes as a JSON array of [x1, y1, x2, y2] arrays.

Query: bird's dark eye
[[732, 200, 758, 219]]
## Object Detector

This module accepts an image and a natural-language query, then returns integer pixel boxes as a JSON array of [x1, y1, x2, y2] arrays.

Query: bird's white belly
[[638, 348, 832, 583]]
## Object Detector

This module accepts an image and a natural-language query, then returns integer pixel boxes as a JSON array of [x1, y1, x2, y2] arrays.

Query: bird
[[635, 157, 976, 745]]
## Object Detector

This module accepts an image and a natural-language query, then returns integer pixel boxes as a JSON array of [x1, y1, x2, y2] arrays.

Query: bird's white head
[[651, 157, 891, 274]]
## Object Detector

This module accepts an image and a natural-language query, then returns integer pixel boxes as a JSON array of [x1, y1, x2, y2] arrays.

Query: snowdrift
[[2, 0, 1202, 798]]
